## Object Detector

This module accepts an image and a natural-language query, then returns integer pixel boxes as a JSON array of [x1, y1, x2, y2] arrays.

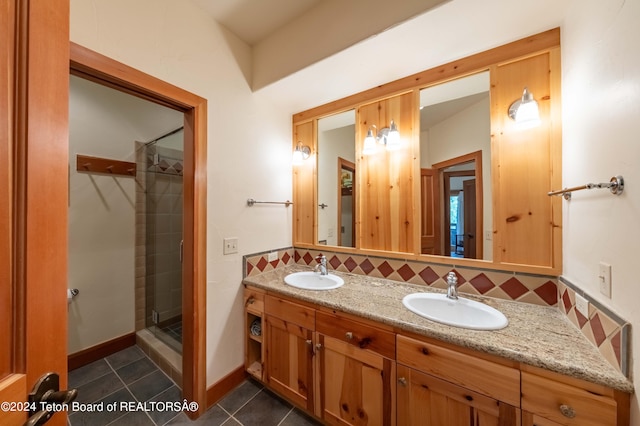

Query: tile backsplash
[[244, 247, 558, 306], [558, 277, 630, 377], [243, 247, 630, 377]]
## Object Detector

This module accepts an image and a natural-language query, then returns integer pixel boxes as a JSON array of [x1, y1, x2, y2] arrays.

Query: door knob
[[24, 372, 78, 426]]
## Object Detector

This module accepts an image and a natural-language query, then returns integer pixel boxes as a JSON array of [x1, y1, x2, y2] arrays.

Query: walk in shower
[[141, 128, 184, 354]]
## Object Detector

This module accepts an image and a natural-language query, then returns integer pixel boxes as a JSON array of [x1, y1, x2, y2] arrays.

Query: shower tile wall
[[146, 145, 183, 328], [134, 142, 183, 333]]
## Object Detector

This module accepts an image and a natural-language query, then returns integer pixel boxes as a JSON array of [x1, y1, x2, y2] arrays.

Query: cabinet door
[[522, 412, 563, 426], [265, 314, 314, 411], [397, 364, 520, 426], [318, 334, 396, 425]]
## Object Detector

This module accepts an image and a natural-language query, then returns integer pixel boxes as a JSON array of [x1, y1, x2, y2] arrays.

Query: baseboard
[[206, 365, 247, 408], [68, 332, 136, 371]]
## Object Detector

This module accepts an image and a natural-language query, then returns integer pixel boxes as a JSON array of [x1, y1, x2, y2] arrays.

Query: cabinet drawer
[[316, 311, 395, 359], [396, 335, 520, 407], [244, 287, 265, 314], [265, 294, 315, 329], [521, 371, 617, 426]]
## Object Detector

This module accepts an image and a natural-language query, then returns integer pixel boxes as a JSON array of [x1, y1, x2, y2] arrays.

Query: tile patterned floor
[[67, 346, 321, 426]]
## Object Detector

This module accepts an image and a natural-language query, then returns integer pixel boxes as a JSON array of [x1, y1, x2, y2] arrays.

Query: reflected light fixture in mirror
[[362, 120, 401, 155], [508, 87, 541, 129], [292, 141, 311, 165]]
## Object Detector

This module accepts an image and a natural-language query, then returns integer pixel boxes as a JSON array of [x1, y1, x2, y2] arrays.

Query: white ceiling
[[192, 0, 322, 46], [223, 0, 571, 114]]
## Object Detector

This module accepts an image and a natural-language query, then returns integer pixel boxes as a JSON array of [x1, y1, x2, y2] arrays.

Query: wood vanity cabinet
[[244, 286, 630, 425], [264, 294, 316, 412], [396, 335, 521, 425], [520, 367, 629, 426], [243, 287, 265, 380], [315, 311, 396, 425]]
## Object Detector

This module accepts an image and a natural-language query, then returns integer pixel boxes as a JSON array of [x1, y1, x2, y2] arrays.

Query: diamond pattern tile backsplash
[[243, 247, 629, 377]]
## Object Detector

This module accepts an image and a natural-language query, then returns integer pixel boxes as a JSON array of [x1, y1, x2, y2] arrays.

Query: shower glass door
[[145, 128, 184, 353]]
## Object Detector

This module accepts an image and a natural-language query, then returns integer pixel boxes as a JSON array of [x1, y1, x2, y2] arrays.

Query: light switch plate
[[599, 262, 612, 298], [223, 237, 238, 255], [575, 293, 589, 318]]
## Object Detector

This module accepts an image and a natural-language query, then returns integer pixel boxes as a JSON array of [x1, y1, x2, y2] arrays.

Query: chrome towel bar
[[247, 198, 293, 207], [548, 175, 624, 200]]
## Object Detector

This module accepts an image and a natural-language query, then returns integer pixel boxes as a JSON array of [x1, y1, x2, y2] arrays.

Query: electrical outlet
[[575, 293, 589, 318], [599, 262, 612, 298], [223, 237, 238, 255], [268, 251, 278, 262], [485, 231, 492, 241]]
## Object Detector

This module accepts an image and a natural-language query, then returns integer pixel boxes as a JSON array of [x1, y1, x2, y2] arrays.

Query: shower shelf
[[76, 154, 136, 177]]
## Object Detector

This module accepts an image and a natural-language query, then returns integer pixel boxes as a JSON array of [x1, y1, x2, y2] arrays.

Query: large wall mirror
[[317, 110, 356, 247], [419, 71, 491, 260], [294, 29, 562, 274]]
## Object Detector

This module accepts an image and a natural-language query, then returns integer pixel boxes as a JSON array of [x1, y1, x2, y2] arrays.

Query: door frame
[[69, 43, 208, 418], [433, 150, 483, 259]]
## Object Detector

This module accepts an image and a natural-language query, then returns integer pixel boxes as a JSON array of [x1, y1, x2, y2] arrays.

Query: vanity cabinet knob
[[397, 377, 407, 387], [305, 339, 312, 346], [246, 297, 255, 306], [345, 332, 353, 340], [316, 343, 323, 351], [559, 404, 576, 418]]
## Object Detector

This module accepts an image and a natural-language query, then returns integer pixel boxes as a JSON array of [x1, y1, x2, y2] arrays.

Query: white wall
[[70, 0, 293, 386], [318, 125, 356, 246], [562, 0, 640, 421]]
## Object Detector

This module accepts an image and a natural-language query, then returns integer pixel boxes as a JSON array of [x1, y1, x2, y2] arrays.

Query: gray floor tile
[[69, 359, 112, 388], [129, 370, 174, 402], [74, 372, 124, 405], [233, 389, 292, 426], [280, 408, 323, 426], [108, 410, 155, 425], [106, 346, 145, 370], [147, 385, 182, 425], [117, 357, 159, 385], [217, 379, 262, 414], [68, 388, 132, 426]]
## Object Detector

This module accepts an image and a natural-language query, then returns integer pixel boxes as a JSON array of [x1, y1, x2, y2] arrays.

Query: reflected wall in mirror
[[317, 110, 356, 247], [419, 71, 491, 260]]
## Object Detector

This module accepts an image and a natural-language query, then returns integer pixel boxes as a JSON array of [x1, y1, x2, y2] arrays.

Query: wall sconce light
[[508, 87, 541, 129], [292, 141, 311, 166], [362, 120, 401, 155]]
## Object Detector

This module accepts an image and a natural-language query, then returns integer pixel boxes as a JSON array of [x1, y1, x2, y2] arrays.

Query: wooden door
[[317, 334, 395, 426], [264, 315, 314, 411], [420, 168, 441, 255], [397, 365, 520, 426], [463, 178, 478, 258], [0, 1, 70, 425]]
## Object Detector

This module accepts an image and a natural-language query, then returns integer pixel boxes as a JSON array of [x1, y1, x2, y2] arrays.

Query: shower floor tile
[[68, 346, 322, 426]]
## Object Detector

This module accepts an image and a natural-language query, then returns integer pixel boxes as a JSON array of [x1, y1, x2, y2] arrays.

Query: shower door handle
[[180, 240, 184, 263]]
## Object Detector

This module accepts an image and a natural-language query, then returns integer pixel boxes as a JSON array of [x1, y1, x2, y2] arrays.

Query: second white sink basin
[[284, 271, 344, 290], [402, 293, 508, 330]]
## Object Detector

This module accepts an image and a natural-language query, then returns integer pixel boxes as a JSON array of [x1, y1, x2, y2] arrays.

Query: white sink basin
[[284, 271, 344, 290], [402, 293, 508, 330]]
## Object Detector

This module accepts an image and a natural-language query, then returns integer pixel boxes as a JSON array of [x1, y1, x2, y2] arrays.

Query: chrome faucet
[[446, 272, 459, 300], [314, 254, 328, 276]]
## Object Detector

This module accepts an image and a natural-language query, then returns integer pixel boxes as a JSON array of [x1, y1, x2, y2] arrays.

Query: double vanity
[[243, 265, 632, 426]]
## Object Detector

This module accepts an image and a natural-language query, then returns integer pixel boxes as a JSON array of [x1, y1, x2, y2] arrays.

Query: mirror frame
[[292, 28, 562, 275]]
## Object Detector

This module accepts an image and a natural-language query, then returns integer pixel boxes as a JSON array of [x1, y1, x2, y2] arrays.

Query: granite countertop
[[243, 265, 634, 393]]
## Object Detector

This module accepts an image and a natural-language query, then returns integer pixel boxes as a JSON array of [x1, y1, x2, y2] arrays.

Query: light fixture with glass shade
[[362, 120, 401, 155], [508, 87, 541, 129], [292, 141, 311, 166]]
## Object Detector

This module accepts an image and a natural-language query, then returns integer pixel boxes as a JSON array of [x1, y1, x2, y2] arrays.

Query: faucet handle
[[316, 253, 326, 262], [447, 272, 458, 284]]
